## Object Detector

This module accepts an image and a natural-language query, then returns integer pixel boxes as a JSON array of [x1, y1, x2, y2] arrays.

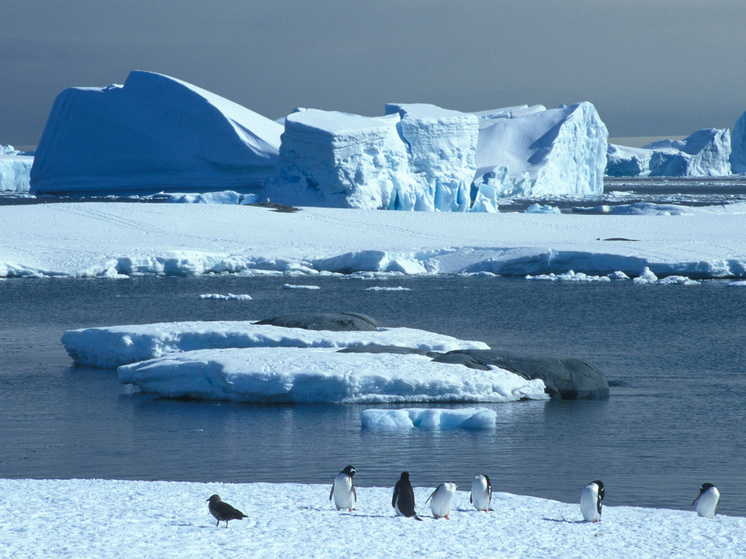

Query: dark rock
[[432, 349, 609, 400], [254, 312, 380, 331], [338, 345, 442, 358]]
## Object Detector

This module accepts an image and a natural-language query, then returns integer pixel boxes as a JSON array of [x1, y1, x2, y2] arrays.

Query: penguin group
[[205, 468, 721, 527]]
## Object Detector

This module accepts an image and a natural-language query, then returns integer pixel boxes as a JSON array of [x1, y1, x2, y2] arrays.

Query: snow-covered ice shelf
[[1, 479, 743, 559]]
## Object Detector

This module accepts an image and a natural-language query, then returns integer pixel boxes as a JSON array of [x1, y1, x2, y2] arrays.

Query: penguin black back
[[591, 480, 605, 513], [392, 472, 422, 520]]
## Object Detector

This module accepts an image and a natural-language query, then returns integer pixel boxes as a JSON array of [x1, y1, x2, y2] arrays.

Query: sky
[[2, 0, 745, 147]]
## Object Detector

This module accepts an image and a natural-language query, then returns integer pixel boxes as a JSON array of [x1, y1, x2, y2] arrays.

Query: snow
[[29, 71, 283, 195], [361, 407, 497, 429], [2, 201, 746, 280], [607, 128, 732, 177], [62, 322, 490, 369], [2, 479, 744, 559], [471, 102, 608, 208], [731, 110, 746, 174], [117, 347, 547, 403], [0, 147, 33, 192]]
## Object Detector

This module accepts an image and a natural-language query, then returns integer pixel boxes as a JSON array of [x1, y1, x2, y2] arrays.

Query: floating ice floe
[[632, 267, 700, 285], [525, 203, 561, 214], [117, 347, 548, 403], [361, 407, 497, 429], [366, 286, 411, 291], [62, 322, 490, 369], [606, 128, 732, 177], [29, 71, 283, 195], [198, 293, 253, 301], [282, 284, 321, 290], [572, 202, 694, 215]]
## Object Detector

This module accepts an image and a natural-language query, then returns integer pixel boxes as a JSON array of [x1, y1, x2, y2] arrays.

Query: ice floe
[[361, 407, 497, 429]]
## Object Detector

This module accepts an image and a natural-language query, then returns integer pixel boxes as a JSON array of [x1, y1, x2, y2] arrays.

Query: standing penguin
[[330, 465, 357, 511], [470, 475, 492, 512], [692, 483, 720, 518], [392, 472, 422, 520], [426, 482, 457, 519], [207, 494, 247, 528], [580, 480, 605, 522]]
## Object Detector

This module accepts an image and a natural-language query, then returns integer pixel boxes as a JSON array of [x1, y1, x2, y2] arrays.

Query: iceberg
[[731, 110, 746, 174], [117, 347, 548, 403], [262, 109, 411, 209], [361, 407, 497, 429], [0, 146, 33, 192], [61, 321, 490, 369], [470, 102, 608, 208], [29, 71, 283, 195], [607, 128, 731, 177]]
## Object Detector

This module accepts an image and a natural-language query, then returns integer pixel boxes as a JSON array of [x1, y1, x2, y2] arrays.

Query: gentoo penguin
[[580, 480, 605, 522], [692, 483, 720, 518], [207, 494, 247, 528], [392, 472, 422, 520], [470, 475, 492, 512], [426, 482, 457, 519], [329, 465, 357, 511]]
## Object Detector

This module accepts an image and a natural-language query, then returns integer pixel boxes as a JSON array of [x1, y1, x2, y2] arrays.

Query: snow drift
[[607, 128, 732, 177], [29, 71, 283, 195], [470, 102, 608, 210]]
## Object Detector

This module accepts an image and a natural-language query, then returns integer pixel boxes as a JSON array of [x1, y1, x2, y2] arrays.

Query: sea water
[[0, 274, 744, 516]]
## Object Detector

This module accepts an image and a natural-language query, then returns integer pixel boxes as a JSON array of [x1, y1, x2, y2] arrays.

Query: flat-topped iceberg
[[29, 71, 283, 195], [0, 146, 33, 192], [117, 347, 548, 403], [607, 128, 731, 177], [62, 321, 490, 369], [470, 102, 608, 209], [361, 407, 497, 429]]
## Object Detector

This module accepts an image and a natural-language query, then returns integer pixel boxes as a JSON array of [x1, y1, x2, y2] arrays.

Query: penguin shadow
[[542, 517, 590, 524]]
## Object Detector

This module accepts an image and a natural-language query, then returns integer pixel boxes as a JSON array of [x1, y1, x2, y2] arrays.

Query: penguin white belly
[[696, 487, 720, 518], [580, 485, 601, 522], [428, 483, 456, 519], [332, 474, 355, 510], [471, 477, 491, 511]]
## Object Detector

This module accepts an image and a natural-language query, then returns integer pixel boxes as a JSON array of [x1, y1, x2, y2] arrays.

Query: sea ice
[[361, 407, 497, 429], [470, 102, 608, 208], [62, 322, 490, 368], [117, 347, 548, 403], [607, 128, 732, 177], [29, 71, 283, 195]]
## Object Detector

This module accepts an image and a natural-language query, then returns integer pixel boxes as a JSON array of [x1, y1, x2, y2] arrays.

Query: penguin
[[330, 465, 357, 511], [692, 483, 720, 518], [392, 472, 422, 520], [470, 474, 492, 512], [426, 482, 457, 519], [580, 480, 605, 522], [207, 494, 247, 528]]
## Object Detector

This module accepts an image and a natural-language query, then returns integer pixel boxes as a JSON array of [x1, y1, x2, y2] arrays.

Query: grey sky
[[2, 0, 745, 146]]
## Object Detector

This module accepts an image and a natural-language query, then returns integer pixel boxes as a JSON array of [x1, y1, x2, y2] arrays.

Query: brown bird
[[207, 494, 247, 528]]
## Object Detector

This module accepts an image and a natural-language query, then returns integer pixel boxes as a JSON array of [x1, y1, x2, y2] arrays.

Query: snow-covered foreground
[[1, 201, 746, 279], [1, 479, 743, 559]]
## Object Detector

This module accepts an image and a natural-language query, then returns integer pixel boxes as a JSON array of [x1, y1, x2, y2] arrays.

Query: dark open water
[[1, 275, 744, 516]]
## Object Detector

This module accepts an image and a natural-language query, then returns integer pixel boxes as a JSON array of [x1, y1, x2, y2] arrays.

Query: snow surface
[[62, 322, 489, 369], [607, 128, 732, 177], [361, 407, 497, 429], [117, 347, 547, 403], [0, 149, 33, 192], [2, 202, 746, 280], [29, 71, 283, 195], [471, 102, 608, 208], [731, 110, 746, 174], [2, 479, 744, 559]]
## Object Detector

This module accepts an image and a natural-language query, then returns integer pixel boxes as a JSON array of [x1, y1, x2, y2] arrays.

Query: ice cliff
[[607, 128, 732, 177], [0, 146, 33, 192], [469, 102, 608, 210], [29, 71, 283, 195]]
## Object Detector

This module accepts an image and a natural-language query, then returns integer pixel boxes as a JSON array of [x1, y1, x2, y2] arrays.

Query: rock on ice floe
[[0, 146, 33, 192], [432, 350, 609, 400], [361, 407, 497, 429], [606, 128, 732, 177], [117, 347, 548, 403], [731, 110, 746, 174], [470, 102, 608, 210], [29, 71, 283, 195], [62, 321, 490, 369]]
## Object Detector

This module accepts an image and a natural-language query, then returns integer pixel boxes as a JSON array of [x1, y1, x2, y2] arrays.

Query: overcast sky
[[2, 0, 745, 146]]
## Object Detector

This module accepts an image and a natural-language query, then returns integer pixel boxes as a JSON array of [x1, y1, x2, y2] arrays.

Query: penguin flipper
[[330, 485, 334, 501], [469, 493, 473, 504], [425, 488, 437, 504], [392, 486, 400, 509], [352, 485, 357, 503]]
